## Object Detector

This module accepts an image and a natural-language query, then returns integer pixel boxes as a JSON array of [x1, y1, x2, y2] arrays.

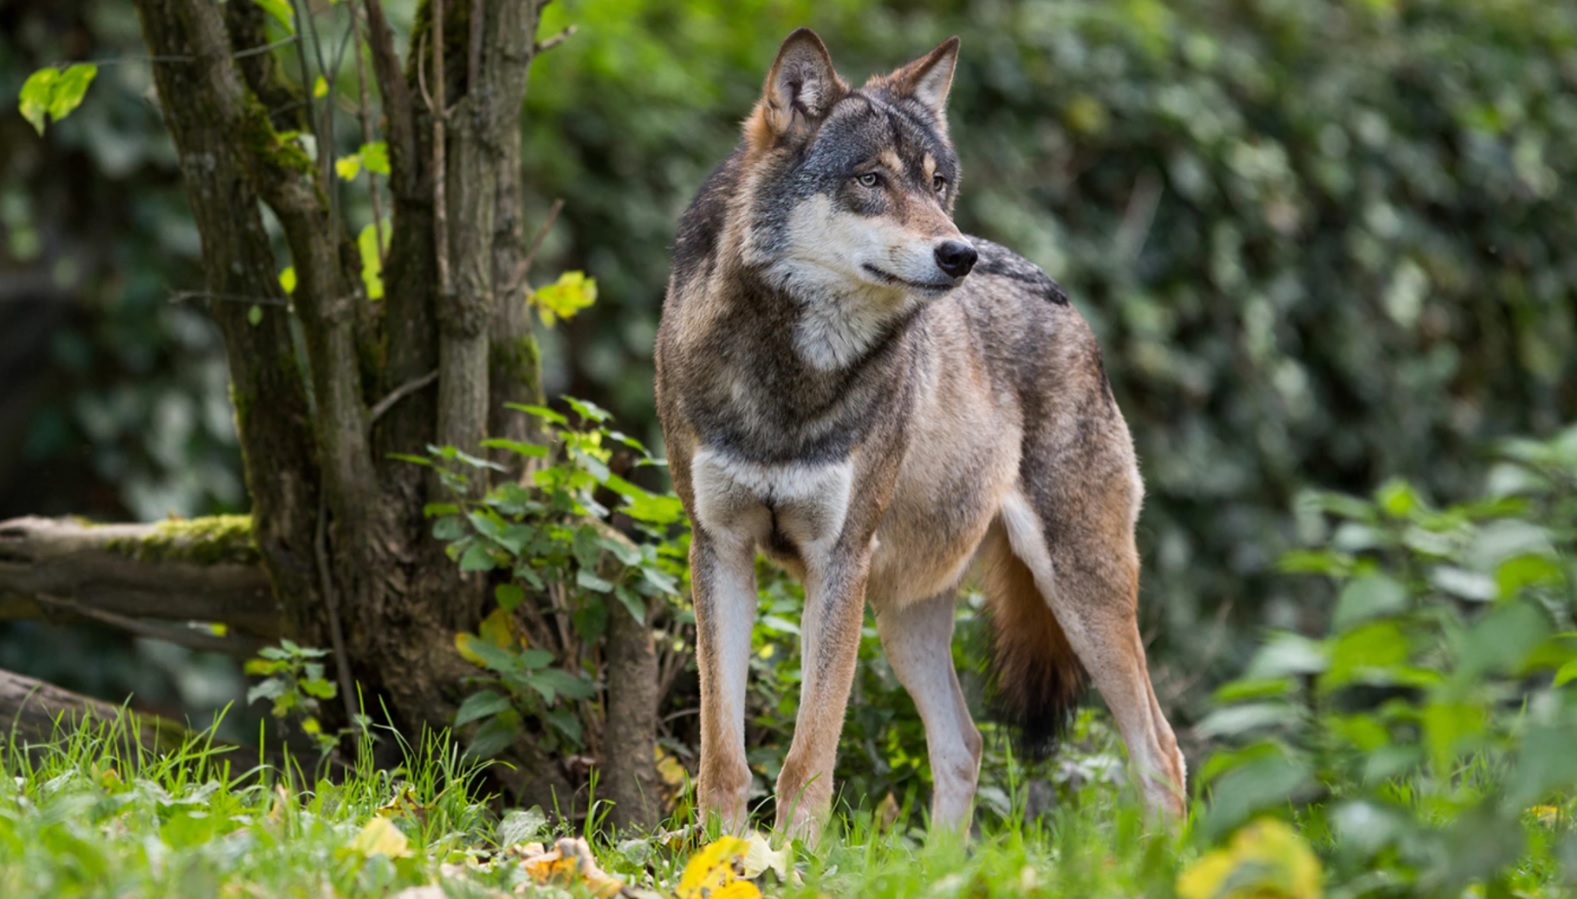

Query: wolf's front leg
[[773, 549, 872, 841], [691, 532, 760, 832]]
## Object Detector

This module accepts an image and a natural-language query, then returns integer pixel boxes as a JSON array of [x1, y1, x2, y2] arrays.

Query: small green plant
[[1191, 424, 1577, 894], [404, 399, 688, 761], [243, 638, 350, 754]]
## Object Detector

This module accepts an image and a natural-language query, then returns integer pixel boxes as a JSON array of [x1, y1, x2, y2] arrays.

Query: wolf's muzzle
[[934, 240, 978, 279]]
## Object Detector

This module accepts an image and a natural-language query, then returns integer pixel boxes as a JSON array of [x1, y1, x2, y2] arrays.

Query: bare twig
[[533, 24, 576, 55], [369, 369, 438, 425], [503, 197, 564, 298], [359, 0, 415, 194], [349, 5, 387, 263], [32, 593, 266, 657], [431, 0, 452, 304], [314, 496, 360, 738], [468, 0, 484, 98]]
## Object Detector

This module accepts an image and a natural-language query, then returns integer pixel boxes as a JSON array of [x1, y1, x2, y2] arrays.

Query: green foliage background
[[519, 0, 1577, 707], [3, 0, 1576, 795]]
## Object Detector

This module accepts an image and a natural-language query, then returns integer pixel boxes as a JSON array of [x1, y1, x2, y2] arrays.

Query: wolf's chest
[[690, 449, 855, 563]]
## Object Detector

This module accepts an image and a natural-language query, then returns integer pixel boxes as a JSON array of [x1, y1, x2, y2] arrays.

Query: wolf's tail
[[978, 527, 1087, 759]]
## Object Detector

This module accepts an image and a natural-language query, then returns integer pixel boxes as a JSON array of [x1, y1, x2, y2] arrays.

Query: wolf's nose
[[934, 240, 977, 278]]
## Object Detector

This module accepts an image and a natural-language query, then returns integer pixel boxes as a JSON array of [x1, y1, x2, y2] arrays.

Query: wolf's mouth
[[861, 264, 958, 293]]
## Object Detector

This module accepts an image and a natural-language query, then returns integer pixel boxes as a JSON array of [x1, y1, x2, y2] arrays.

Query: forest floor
[[0, 711, 1184, 898]]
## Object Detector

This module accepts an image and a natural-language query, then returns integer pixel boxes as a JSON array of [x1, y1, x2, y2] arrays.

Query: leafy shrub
[[408, 401, 688, 762], [1193, 424, 1577, 894]]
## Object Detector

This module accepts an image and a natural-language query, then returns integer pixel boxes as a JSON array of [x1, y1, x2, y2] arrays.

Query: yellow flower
[[678, 835, 764, 899], [1177, 818, 1322, 899]]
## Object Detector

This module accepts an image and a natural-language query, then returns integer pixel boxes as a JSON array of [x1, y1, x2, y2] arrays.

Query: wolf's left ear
[[888, 36, 960, 115], [752, 28, 846, 146]]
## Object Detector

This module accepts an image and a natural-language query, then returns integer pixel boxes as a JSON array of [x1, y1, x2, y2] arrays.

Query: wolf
[[654, 28, 1186, 837]]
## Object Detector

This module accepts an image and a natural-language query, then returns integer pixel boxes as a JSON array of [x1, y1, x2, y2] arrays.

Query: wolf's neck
[[751, 263, 920, 371]]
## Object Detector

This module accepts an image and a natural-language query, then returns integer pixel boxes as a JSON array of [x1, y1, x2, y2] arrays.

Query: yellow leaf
[[738, 831, 790, 881], [455, 631, 485, 666], [335, 153, 362, 181], [349, 816, 412, 858], [478, 606, 520, 649], [279, 265, 297, 295], [528, 270, 597, 327], [678, 836, 765, 899], [1177, 818, 1322, 899], [313, 75, 328, 98]]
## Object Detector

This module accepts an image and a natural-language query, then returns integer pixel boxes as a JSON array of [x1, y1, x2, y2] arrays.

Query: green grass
[[0, 710, 1186, 898]]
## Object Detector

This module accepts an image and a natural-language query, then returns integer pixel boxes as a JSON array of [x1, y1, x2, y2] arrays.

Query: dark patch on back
[[969, 238, 1069, 306]]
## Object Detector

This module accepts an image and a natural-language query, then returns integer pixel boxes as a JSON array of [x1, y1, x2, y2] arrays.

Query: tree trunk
[[0, 0, 669, 829], [125, 0, 560, 791], [601, 600, 662, 828]]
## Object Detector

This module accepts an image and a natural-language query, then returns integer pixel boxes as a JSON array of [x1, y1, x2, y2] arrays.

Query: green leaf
[[576, 568, 614, 593], [479, 438, 549, 458], [312, 75, 328, 99], [563, 396, 611, 424], [335, 154, 362, 181], [252, 0, 296, 33], [431, 516, 466, 541], [546, 707, 583, 744], [614, 584, 646, 624], [1554, 659, 1577, 688], [459, 544, 497, 572], [246, 679, 287, 705], [498, 808, 548, 847], [1422, 699, 1484, 774], [301, 677, 337, 700], [247, 305, 263, 326], [49, 64, 97, 128], [18, 64, 97, 134], [494, 583, 525, 612], [506, 403, 569, 425], [529, 271, 597, 326], [464, 709, 521, 759], [1332, 573, 1409, 631], [357, 223, 385, 300], [454, 690, 513, 728], [279, 266, 297, 294], [360, 141, 390, 175], [18, 68, 58, 134]]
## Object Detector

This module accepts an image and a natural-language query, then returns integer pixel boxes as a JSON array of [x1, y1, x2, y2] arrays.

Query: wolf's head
[[739, 29, 975, 304]]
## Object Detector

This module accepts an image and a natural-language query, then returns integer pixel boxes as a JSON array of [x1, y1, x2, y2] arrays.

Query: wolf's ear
[[887, 36, 960, 115], [750, 28, 845, 147]]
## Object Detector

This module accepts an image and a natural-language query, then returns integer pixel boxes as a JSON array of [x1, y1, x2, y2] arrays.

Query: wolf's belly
[[865, 425, 1020, 608]]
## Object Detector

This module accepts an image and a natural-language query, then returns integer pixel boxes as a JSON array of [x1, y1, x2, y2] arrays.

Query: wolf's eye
[[932, 174, 948, 193], [856, 172, 881, 188]]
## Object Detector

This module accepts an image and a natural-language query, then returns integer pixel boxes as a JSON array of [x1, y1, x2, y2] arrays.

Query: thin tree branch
[[533, 24, 576, 55], [503, 197, 563, 298], [469, 0, 485, 98], [369, 369, 439, 425], [350, 6, 387, 265], [359, 0, 416, 196], [31, 593, 267, 657]]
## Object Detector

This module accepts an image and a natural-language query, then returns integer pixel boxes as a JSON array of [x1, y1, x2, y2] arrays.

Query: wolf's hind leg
[[998, 485, 1186, 819], [691, 533, 760, 832], [875, 592, 982, 831]]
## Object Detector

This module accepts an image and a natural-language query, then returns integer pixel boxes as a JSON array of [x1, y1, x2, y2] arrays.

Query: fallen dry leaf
[[516, 836, 626, 898]]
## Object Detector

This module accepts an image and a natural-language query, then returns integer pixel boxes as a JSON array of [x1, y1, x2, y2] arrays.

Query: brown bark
[[601, 600, 662, 828], [0, 667, 182, 750], [94, 0, 583, 807], [0, 516, 278, 639]]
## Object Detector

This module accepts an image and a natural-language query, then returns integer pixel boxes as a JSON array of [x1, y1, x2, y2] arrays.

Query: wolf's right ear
[[747, 28, 846, 149]]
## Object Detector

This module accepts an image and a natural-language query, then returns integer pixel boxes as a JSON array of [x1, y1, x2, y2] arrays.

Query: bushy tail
[[979, 530, 1087, 759]]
